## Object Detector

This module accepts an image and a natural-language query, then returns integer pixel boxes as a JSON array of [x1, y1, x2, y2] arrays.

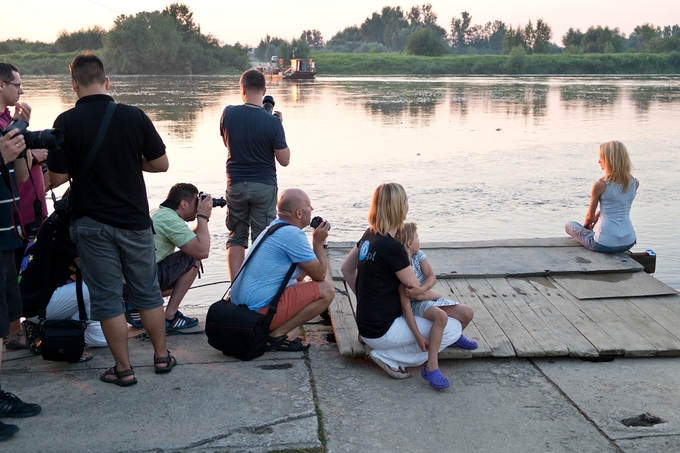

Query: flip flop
[[100, 366, 137, 387], [421, 366, 450, 389], [448, 334, 478, 350], [79, 351, 94, 363]]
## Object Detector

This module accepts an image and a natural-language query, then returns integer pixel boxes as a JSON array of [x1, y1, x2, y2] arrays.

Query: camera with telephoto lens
[[262, 95, 275, 114], [1, 119, 64, 157], [310, 216, 330, 230], [199, 191, 227, 208]]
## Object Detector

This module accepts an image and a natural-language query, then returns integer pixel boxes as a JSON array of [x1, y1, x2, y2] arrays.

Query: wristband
[[196, 214, 209, 222]]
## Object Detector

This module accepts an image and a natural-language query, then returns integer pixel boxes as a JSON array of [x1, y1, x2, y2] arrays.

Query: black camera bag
[[40, 319, 86, 363], [205, 222, 295, 361]]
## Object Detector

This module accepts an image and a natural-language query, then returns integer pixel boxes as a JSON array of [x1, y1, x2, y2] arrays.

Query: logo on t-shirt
[[359, 240, 375, 261]]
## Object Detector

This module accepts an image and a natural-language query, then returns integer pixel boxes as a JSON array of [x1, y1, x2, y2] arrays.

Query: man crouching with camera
[[229, 188, 335, 351], [142, 183, 223, 331]]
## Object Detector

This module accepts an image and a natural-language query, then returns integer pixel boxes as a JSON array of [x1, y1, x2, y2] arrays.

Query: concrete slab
[[534, 357, 680, 452], [306, 331, 616, 453], [1, 328, 320, 453]]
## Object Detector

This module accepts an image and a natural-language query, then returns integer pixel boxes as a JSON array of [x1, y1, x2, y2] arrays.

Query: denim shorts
[[225, 182, 277, 247], [70, 216, 163, 321]]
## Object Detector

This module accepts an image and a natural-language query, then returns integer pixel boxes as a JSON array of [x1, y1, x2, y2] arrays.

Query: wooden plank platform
[[327, 238, 680, 360]]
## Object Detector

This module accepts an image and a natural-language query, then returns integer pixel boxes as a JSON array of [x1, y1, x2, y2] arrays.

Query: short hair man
[[220, 69, 290, 282], [151, 183, 213, 330], [0, 62, 41, 440], [47, 53, 173, 387], [230, 188, 335, 351]]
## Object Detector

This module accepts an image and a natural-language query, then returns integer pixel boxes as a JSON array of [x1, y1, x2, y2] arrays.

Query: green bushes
[[312, 52, 680, 75]]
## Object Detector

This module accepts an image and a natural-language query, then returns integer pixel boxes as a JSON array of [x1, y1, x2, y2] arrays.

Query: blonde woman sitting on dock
[[341, 183, 461, 388], [565, 140, 639, 253]]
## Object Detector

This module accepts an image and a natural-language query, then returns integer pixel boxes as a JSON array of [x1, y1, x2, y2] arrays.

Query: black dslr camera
[[262, 95, 275, 114], [1, 119, 64, 156], [310, 216, 330, 230], [199, 191, 227, 208]]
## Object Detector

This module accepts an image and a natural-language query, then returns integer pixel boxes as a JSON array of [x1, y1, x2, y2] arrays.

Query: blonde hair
[[395, 222, 417, 248], [599, 141, 633, 191], [368, 183, 407, 235]]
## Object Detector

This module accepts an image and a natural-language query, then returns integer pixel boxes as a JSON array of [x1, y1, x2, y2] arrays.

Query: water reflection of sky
[[21, 75, 680, 299]]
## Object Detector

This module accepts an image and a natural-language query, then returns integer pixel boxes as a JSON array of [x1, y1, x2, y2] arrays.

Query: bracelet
[[196, 214, 209, 222]]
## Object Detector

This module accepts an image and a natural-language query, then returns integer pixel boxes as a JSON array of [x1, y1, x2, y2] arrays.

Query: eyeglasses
[[2, 80, 21, 89]]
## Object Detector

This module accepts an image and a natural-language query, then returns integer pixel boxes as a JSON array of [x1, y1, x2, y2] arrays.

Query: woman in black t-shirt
[[341, 183, 461, 388]]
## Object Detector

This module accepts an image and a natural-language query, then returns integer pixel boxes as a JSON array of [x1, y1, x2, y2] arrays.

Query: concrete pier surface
[[2, 317, 679, 453]]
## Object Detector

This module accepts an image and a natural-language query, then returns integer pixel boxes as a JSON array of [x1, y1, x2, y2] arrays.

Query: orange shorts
[[257, 281, 321, 331]]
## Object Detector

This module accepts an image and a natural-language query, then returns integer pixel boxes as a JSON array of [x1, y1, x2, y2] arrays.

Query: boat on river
[[282, 58, 316, 80]]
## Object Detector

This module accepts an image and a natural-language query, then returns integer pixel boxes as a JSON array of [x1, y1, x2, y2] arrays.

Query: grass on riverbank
[[312, 52, 680, 75], [1, 51, 79, 75]]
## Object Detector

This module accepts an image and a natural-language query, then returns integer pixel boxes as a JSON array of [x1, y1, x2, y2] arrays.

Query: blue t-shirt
[[220, 104, 287, 186], [231, 219, 316, 310]]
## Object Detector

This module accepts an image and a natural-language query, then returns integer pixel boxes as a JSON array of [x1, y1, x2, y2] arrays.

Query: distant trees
[[302, 30, 325, 50], [405, 27, 447, 56], [55, 26, 106, 52], [325, 3, 447, 54], [103, 3, 249, 74], [563, 23, 679, 54], [502, 19, 552, 54], [449, 12, 506, 54]]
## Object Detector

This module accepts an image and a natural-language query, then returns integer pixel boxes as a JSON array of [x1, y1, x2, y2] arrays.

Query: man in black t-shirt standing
[[47, 53, 174, 386]]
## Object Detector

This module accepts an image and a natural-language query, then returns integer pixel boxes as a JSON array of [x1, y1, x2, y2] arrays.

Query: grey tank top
[[593, 178, 637, 247]]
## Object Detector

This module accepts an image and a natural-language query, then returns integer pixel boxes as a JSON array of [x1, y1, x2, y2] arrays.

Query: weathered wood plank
[[600, 297, 680, 357], [485, 277, 569, 356], [329, 281, 365, 358], [327, 239, 643, 280], [463, 278, 544, 357], [431, 280, 493, 359], [556, 290, 658, 357], [527, 276, 623, 356], [507, 277, 599, 357], [446, 279, 515, 357]]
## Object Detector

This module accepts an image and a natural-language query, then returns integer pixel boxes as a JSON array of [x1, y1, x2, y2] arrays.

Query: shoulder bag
[[206, 222, 296, 361]]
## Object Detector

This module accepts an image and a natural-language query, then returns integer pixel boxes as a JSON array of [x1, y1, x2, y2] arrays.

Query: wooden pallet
[[327, 238, 680, 359]]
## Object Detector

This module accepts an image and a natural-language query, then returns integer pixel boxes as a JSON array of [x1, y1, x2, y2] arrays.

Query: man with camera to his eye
[[0, 62, 41, 441], [47, 53, 173, 387], [147, 183, 216, 331], [230, 188, 334, 351], [220, 68, 290, 283]]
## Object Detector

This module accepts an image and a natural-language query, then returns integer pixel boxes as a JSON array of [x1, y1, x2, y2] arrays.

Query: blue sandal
[[421, 366, 450, 389], [448, 334, 478, 350]]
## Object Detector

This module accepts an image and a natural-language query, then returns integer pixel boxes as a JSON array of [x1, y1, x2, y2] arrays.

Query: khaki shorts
[[225, 182, 277, 247]]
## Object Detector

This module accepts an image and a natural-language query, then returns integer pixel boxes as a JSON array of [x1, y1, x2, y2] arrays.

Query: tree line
[[0, 3, 250, 74], [258, 4, 679, 59]]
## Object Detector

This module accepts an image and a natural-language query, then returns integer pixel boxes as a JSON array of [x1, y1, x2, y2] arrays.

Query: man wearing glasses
[[0, 63, 41, 441]]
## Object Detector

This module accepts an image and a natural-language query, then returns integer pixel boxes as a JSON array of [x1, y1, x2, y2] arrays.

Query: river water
[[19, 75, 680, 309]]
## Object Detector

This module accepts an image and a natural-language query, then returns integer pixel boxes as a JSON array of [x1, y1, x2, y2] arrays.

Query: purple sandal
[[421, 366, 450, 389], [448, 334, 478, 350]]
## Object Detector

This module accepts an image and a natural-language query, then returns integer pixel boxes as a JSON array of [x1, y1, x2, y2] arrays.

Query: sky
[[2, 1, 678, 46]]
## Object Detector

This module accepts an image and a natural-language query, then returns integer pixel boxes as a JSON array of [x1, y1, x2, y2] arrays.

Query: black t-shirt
[[355, 228, 411, 338], [48, 94, 166, 230], [19, 213, 78, 318]]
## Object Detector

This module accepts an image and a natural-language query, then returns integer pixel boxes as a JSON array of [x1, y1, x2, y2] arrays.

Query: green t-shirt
[[151, 206, 196, 263]]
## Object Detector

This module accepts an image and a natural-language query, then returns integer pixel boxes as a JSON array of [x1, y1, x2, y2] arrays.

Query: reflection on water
[[20, 75, 680, 306]]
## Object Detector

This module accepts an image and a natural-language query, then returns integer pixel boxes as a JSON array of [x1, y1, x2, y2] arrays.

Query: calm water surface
[[20, 75, 680, 309]]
